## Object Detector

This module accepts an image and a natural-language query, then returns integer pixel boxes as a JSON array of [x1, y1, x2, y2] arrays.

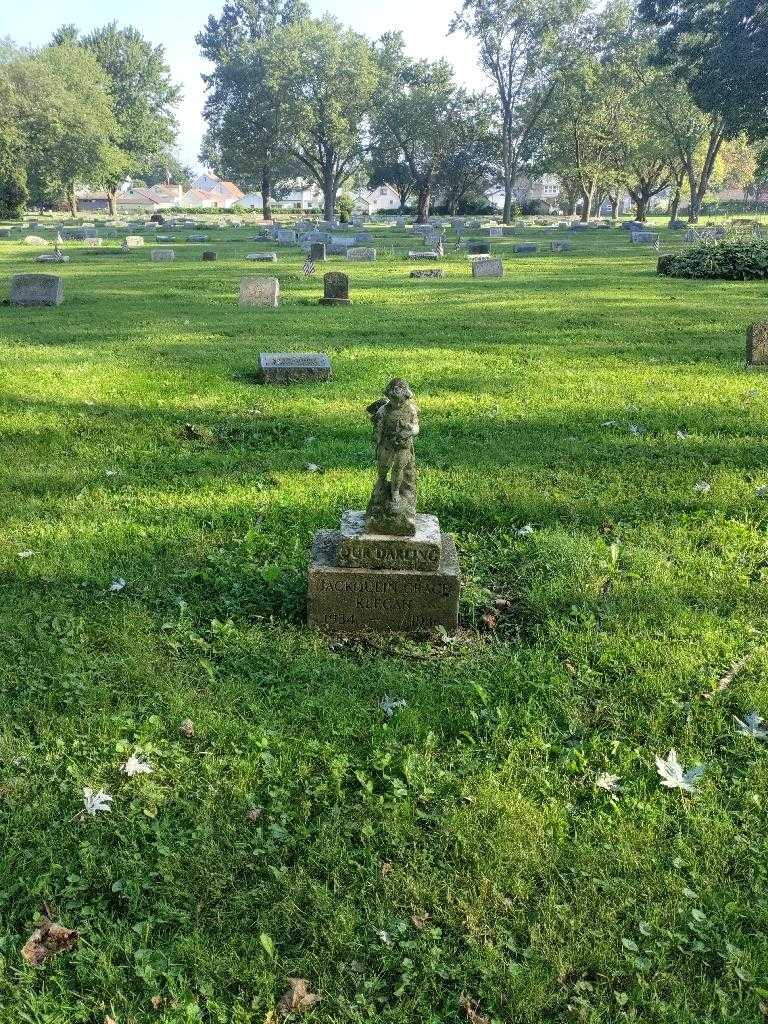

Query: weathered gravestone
[[246, 253, 277, 262], [472, 258, 504, 279], [488, 226, 503, 237], [631, 231, 659, 245], [123, 236, 144, 249], [410, 269, 444, 279], [551, 240, 572, 253], [258, 352, 332, 384], [408, 251, 440, 260], [310, 242, 327, 262], [347, 247, 376, 261], [514, 243, 538, 254], [202, 250, 217, 261], [188, 233, 209, 242], [747, 321, 768, 369], [10, 274, 63, 307], [24, 235, 47, 245], [276, 229, 297, 245], [308, 379, 460, 633], [239, 277, 280, 308], [151, 248, 175, 262], [467, 241, 491, 255], [319, 271, 351, 306]]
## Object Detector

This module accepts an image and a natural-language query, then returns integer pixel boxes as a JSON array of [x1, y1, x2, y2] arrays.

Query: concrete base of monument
[[308, 529, 460, 634], [318, 297, 352, 306]]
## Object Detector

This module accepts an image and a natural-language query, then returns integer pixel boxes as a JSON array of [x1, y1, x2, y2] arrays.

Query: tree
[[0, 48, 29, 216], [367, 150, 414, 210], [639, 0, 768, 140], [197, 0, 308, 220], [82, 23, 180, 215], [265, 16, 378, 221], [372, 36, 462, 223], [436, 93, 498, 214], [451, 0, 585, 223], [17, 43, 123, 213]]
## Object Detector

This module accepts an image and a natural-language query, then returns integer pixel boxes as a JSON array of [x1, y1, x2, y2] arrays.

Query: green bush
[[657, 238, 768, 280]]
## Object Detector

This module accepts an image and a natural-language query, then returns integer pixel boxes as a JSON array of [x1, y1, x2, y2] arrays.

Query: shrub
[[657, 239, 768, 280]]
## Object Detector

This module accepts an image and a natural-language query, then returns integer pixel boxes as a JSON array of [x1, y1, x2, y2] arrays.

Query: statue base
[[338, 511, 440, 570], [308, 518, 460, 634], [319, 297, 351, 306]]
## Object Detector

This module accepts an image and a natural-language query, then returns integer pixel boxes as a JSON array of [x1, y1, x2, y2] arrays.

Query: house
[[189, 173, 245, 208], [238, 192, 267, 210], [487, 175, 562, 210], [116, 188, 164, 212], [353, 183, 401, 214], [147, 183, 184, 206], [180, 188, 218, 208], [75, 191, 111, 212]]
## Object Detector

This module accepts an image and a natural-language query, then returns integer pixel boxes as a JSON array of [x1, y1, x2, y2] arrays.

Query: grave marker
[[747, 321, 768, 369], [472, 258, 504, 279], [319, 272, 351, 306], [239, 277, 280, 308], [258, 352, 332, 384], [10, 274, 63, 307]]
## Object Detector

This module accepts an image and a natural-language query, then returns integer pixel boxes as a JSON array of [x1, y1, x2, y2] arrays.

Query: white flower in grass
[[676, 430, 689, 440], [693, 481, 711, 495], [17, 550, 34, 558], [601, 420, 619, 428], [380, 695, 407, 718], [516, 524, 535, 537], [83, 787, 113, 815], [655, 750, 705, 794], [375, 929, 392, 945], [595, 773, 622, 795], [734, 712, 768, 740], [121, 753, 153, 777], [109, 579, 126, 593], [628, 423, 644, 436], [105, 469, 118, 477]]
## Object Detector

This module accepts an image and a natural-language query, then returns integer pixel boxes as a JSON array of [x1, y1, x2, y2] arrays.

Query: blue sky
[[5, 0, 485, 171]]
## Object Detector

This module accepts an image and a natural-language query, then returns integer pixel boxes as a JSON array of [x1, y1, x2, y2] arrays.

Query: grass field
[[1, 217, 768, 1023]]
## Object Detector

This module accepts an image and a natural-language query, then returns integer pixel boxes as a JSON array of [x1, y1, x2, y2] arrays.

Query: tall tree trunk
[[107, 188, 117, 218], [261, 166, 272, 221], [416, 185, 430, 224], [323, 178, 336, 223], [668, 186, 681, 225], [579, 183, 594, 223], [503, 180, 513, 224], [635, 195, 648, 222], [608, 193, 620, 224], [67, 187, 77, 216]]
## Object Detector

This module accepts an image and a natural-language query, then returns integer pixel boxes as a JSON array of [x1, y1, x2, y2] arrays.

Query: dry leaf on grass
[[150, 995, 165, 1010], [21, 917, 78, 966], [179, 718, 195, 738], [277, 978, 320, 1017], [411, 912, 430, 929], [459, 994, 490, 1024]]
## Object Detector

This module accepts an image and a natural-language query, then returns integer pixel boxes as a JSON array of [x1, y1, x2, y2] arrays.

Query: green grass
[[1, 217, 768, 1023]]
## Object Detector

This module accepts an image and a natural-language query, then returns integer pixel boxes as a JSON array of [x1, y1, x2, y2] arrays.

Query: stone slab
[[246, 253, 277, 262], [310, 242, 327, 261], [258, 352, 331, 384], [123, 236, 144, 248], [747, 321, 768, 368], [410, 269, 444, 279], [346, 247, 376, 261], [151, 248, 175, 261], [337, 511, 441, 571], [320, 272, 350, 305], [467, 241, 491, 255], [11, 273, 63, 306], [239, 277, 280, 308], [514, 244, 538, 254], [472, 258, 504, 279], [308, 530, 460, 633]]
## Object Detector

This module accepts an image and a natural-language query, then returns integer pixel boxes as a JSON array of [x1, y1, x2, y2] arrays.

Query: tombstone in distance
[[239, 277, 280, 308], [472, 258, 504, 279], [747, 321, 768, 369], [122, 236, 144, 249], [467, 241, 491, 255], [310, 242, 327, 262], [346, 247, 376, 261], [319, 271, 351, 306], [631, 231, 659, 245], [514, 243, 538, 254], [151, 248, 175, 262], [308, 379, 460, 634], [188, 233, 209, 242], [10, 273, 63, 307], [551, 240, 572, 253], [24, 235, 47, 245], [246, 252, 278, 262], [408, 251, 440, 260], [202, 250, 217, 261], [410, 269, 444, 279], [258, 352, 332, 384], [488, 226, 503, 237]]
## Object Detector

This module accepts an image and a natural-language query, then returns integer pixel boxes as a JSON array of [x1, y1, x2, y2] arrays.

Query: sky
[[5, 0, 487, 172]]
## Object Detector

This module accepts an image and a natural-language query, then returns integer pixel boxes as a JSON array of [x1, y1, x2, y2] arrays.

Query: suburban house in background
[[353, 184, 401, 214]]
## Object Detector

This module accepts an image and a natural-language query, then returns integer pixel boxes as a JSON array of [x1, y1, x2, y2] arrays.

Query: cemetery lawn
[[2, 219, 768, 1024]]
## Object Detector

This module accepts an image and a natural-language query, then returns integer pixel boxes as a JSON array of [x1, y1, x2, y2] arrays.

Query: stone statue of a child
[[365, 379, 420, 536]]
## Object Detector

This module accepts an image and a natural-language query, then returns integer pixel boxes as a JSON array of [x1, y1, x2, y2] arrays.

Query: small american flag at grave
[[303, 258, 316, 276]]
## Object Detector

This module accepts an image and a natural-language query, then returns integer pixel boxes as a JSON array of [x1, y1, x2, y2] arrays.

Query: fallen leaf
[[459, 994, 490, 1024], [595, 773, 622, 795], [277, 978, 320, 1017], [655, 749, 705, 794], [21, 917, 78, 966], [246, 806, 263, 822], [381, 861, 393, 877], [83, 787, 113, 815], [150, 995, 164, 1010], [179, 718, 195, 738], [411, 912, 430, 929], [121, 754, 153, 777]]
